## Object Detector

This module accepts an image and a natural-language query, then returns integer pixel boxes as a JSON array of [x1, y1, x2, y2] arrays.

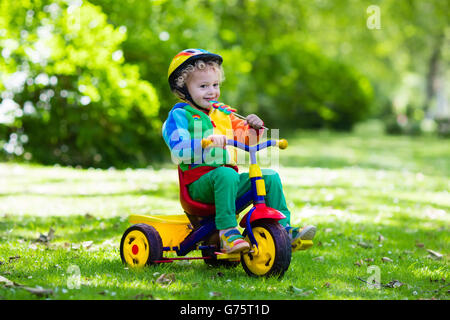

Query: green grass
[[1, 123, 449, 300]]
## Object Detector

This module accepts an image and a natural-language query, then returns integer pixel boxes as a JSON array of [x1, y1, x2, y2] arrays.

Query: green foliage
[[301, 0, 449, 134], [248, 40, 373, 130], [0, 0, 161, 168], [91, 0, 374, 131], [1, 0, 447, 168]]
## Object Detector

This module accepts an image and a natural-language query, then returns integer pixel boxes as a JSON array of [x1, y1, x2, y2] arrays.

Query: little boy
[[163, 49, 316, 254]]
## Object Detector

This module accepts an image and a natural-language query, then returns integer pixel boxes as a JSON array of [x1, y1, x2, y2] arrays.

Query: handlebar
[[201, 138, 288, 151]]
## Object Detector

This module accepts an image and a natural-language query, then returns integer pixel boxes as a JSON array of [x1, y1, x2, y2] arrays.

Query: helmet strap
[[178, 85, 211, 113]]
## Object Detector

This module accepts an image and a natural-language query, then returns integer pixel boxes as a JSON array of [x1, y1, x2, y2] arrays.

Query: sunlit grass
[[0, 126, 449, 300]]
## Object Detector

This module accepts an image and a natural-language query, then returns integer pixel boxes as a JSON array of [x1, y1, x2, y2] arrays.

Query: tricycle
[[120, 137, 313, 278]]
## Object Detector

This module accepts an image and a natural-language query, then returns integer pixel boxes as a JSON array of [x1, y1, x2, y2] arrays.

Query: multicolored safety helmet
[[168, 49, 223, 109]]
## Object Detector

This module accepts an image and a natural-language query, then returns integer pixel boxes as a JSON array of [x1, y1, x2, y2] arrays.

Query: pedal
[[214, 252, 241, 261], [292, 239, 313, 252]]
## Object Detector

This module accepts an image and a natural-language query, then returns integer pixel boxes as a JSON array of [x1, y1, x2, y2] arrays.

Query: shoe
[[286, 225, 316, 251], [220, 228, 250, 254]]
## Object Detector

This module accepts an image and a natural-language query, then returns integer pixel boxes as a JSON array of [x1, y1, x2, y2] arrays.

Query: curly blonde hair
[[173, 59, 225, 98]]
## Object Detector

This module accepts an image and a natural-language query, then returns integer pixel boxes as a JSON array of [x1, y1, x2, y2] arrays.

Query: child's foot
[[286, 225, 316, 250], [220, 228, 250, 254]]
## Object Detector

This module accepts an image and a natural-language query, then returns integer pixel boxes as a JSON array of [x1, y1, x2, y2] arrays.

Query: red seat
[[178, 167, 216, 216]]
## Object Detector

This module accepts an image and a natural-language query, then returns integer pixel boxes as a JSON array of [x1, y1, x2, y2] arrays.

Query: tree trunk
[[424, 33, 444, 118]]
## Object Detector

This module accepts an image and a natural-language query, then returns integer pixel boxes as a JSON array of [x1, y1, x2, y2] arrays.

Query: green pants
[[188, 166, 291, 230]]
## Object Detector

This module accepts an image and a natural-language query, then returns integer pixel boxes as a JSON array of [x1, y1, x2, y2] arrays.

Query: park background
[[0, 0, 449, 300]]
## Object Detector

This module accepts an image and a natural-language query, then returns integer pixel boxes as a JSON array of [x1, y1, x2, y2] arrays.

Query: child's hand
[[206, 135, 227, 148], [245, 114, 264, 130]]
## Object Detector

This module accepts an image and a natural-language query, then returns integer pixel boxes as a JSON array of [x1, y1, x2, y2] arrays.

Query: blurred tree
[[2, 0, 444, 168], [90, 0, 223, 118], [300, 0, 449, 133], [0, 0, 162, 167], [92, 0, 373, 130]]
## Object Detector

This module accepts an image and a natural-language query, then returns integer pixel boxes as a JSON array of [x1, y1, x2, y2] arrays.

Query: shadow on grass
[[0, 184, 180, 200], [0, 215, 129, 244]]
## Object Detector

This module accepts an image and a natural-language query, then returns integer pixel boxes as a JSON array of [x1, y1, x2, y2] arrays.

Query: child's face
[[186, 67, 220, 110]]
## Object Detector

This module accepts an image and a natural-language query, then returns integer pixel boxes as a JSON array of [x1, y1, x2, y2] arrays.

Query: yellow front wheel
[[120, 224, 163, 268], [241, 221, 291, 278]]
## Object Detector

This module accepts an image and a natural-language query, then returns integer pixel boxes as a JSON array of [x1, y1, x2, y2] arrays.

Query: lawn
[[0, 123, 449, 300]]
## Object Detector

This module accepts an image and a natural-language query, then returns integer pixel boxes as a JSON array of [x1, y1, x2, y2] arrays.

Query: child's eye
[[200, 84, 207, 88], [213, 83, 219, 88]]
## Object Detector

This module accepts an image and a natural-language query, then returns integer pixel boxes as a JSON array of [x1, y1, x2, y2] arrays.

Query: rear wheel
[[120, 223, 163, 268], [241, 220, 291, 278]]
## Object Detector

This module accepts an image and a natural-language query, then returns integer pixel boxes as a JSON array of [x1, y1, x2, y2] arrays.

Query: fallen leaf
[[288, 286, 315, 296], [288, 285, 304, 294], [209, 291, 222, 297], [82, 241, 93, 249], [426, 249, 443, 260], [9, 256, 20, 262], [358, 241, 373, 249], [300, 290, 314, 296], [47, 228, 55, 241], [354, 259, 363, 267], [365, 258, 374, 263], [385, 280, 404, 288], [0, 275, 14, 287], [378, 235, 385, 242], [323, 282, 331, 288], [156, 273, 175, 286], [415, 242, 424, 248], [22, 286, 53, 297], [1, 276, 53, 297], [36, 228, 55, 243], [382, 257, 393, 263], [312, 256, 324, 262]]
